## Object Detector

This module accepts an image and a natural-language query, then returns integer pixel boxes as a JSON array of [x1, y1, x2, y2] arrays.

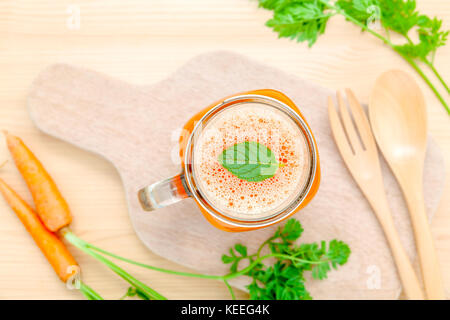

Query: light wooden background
[[0, 0, 449, 300]]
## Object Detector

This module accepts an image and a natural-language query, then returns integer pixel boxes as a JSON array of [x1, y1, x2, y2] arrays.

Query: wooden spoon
[[369, 70, 445, 299], [329, 89, 424, 299]]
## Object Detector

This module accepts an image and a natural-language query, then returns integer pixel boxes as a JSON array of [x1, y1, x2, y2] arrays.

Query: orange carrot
[[0, 178, 78, 282], [4, 132, 72, 232]]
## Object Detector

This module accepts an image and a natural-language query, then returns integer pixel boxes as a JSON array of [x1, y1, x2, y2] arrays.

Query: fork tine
[[345, 88, 376, 152], [337, 91, 363, 153], [328, 97, 353, 159]]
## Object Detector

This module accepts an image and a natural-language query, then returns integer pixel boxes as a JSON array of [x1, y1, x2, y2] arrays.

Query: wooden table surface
[[0, 0, 449, 300]]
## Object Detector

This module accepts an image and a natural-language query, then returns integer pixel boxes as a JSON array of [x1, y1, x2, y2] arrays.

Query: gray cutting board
[[27, 51, 445, 299]]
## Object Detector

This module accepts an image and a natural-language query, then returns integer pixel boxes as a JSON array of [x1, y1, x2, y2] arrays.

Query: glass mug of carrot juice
[[138, 89, 320, 232]]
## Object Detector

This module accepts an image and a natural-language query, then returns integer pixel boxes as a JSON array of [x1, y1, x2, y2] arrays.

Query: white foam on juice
[[193, 102, 310, 220]]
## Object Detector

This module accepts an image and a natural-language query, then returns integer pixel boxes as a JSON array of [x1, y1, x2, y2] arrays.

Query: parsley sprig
[[221, 219, 350, 299], [257, 0, 450, 114], [66, 219, 350, 300]]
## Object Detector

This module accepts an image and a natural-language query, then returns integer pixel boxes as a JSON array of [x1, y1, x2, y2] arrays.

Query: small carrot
[[4, 132, 72, 232], [0, 178, 78, 282]]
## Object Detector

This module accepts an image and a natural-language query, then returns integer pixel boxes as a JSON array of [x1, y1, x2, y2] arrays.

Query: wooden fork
[[328, 89, 424, 300]]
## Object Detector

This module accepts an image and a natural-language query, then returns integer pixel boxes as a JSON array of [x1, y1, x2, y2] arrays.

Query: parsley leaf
[[255, 0, 450, 114], [395, 15, 449, 61], [336, 0, 378, 24], [265, 1, 334, 46], [221, 218, 351, 300], [378, 0, 419, 35]]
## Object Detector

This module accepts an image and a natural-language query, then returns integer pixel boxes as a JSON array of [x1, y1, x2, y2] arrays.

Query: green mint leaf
[[218, 141, 281, 182]]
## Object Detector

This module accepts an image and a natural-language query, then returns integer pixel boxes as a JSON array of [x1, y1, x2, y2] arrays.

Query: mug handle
[[138, 174, 191, 211]]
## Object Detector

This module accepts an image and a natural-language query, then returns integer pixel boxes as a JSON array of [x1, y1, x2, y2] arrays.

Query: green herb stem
[[79, 281, 104, 300], [64, 231, 166, 300], [85, 239, 328, 281], [424, 59, 450, 94], [265, 0, 449, 114], [63, 219, 349, 300], [256, 238, 273, 258], [83, 240, 226, 280], [224, 253, 332, 279], [223, 280, 236, 300], [320, 0, 391, 45], [399, 52, 450, 114], [64, 232, 328, 281]]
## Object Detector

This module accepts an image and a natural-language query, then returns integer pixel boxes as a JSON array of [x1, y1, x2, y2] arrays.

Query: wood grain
[[0, 0, 449, 300]]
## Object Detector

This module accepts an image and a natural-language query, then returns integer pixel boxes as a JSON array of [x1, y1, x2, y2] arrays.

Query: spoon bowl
[[370, 70, 427, 167]]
